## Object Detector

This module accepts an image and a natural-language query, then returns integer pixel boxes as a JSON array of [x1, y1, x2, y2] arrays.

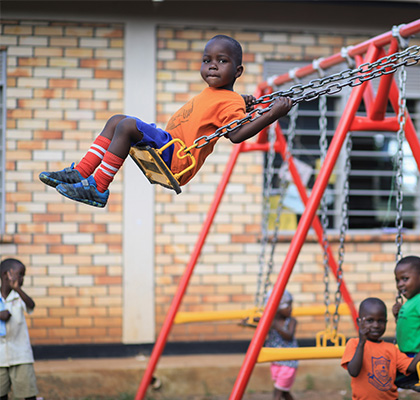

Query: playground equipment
[[174, 303, 351, 325], [135, 21, 420, 400]]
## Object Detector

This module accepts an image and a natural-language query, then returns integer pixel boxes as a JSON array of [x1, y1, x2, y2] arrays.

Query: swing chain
[[314, 60, 333, 327], [260, 45, 420, 105], [395, 65, 407, 264], [263, 104, 299, 298], [318, 94, 332, 327], [192, 45, 420, 150], [256, 124, 277, 308], [333, 133, 352, 334]]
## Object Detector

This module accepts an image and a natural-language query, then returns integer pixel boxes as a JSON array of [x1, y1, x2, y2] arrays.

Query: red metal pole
[[135, 143, 244, 400], [389, 78, 420, 171], [369, 41, 398, 120], [229, 43, 380, 400], [259, 19, 420, 90]]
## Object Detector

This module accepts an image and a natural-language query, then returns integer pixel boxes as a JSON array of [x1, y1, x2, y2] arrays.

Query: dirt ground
[[151, 389, 420, 400], [36, 382, 420, 400], [148, 390, 346, 400], [34, 355, 420, 400], [57, 389, 420, 400]]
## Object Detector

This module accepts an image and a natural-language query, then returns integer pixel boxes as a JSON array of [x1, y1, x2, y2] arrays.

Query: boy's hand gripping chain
[[193, 45, 420, 150], [133, 45, 420, 194]]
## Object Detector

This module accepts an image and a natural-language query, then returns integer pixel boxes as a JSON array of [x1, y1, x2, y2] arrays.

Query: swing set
[[135, 20, 420, 400]]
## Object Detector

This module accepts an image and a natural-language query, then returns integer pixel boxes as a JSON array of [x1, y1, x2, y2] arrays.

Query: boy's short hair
[[359, 297, 387, 316], [0, 258, 24, 275], [209, 34, 243, 66], [396, 255, 420, 275]]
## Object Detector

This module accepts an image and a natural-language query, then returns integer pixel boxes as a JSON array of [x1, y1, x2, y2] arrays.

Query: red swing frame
[[135, 20, 420, 400]]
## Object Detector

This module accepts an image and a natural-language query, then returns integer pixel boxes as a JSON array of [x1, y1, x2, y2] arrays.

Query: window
[[0, 50, 5, 234], [263, 59, 420, 233]]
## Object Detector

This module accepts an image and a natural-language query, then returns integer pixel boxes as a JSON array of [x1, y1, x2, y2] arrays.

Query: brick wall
[[1, 19, 124, 344], [1, 19, 418, 345]]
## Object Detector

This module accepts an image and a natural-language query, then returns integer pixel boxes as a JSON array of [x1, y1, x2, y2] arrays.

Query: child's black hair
[[396, 255, 420, 275], [208, 34, 243, 66], [0, 258, 24, 275], [359, 297, 387, 317]]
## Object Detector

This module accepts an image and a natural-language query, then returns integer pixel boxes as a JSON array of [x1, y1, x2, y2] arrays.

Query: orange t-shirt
[[341, 338, 412, 400], [166, 87, 246, 186]]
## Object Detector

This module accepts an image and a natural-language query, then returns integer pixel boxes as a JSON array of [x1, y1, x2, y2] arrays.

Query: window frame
[[263, 59, 420, 234]]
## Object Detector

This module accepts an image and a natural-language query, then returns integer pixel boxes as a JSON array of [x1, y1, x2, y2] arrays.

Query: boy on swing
[[39, 34, 293, 207]]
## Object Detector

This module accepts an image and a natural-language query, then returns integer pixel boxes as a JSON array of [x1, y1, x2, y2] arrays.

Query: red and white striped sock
[[93, 151, 124, 193], [75, 136, 111, 178]]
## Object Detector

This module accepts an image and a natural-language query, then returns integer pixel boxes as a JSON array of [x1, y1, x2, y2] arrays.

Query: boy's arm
[[346, 340, 366, 377], [241, 94, 257, 113], [8, 271, 35, 310], [346, 320, 370, 377], [14, 287, 35, 311], [392, 302, 402, 321], [227, 97, 293, 144], [407, 352, 420, 374]]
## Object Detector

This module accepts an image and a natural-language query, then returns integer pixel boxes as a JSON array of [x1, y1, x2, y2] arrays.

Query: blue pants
[[128, 116, 174, 168]]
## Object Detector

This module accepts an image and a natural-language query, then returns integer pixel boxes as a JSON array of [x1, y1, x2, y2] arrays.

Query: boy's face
[[358, 303, 387, 342], [395, 262, 420, 300], [200, 38, 243, 91]]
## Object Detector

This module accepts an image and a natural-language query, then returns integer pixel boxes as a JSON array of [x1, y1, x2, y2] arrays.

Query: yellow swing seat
[[129, 138, 196, 195], [257, 345, 346, 363], [258, 328, 347, 363]]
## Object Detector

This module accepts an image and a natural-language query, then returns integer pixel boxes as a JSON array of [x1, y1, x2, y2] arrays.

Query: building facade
[[1, 2, 420, 347]]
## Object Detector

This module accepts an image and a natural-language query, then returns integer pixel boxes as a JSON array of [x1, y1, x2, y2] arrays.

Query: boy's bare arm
[[8, 271, 35, 310], [346, 341, 366, 377], [407, 351, 420, 374], [227, 97, 293, 144], [347, 324, 370, 377], [15, 287, 35, 311], [241, 94, 257, 113], [392, 302, 401, 321]]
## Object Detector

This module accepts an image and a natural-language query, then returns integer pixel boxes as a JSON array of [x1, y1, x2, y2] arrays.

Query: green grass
[[304, 374, 315, 390]]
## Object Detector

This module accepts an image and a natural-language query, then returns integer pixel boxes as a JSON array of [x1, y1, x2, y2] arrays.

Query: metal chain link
[[333, 133, 352, 335], [395, 65, 407, 263], [256, 103, 299, 308], [395, 64, 407, 306], [318, 94, 332, 328], [261, 104, 299, 303], [192, 45, 420, 149], [255, 124, 277, 308]]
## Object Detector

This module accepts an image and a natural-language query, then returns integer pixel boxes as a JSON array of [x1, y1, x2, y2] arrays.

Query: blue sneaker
[[56, 175, 109, 208], [39, 163, 84, 188]]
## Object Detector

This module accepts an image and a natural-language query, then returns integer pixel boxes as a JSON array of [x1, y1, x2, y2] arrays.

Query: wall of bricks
[[1, 18, 418, 346], [1, 19, 124, 344]]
